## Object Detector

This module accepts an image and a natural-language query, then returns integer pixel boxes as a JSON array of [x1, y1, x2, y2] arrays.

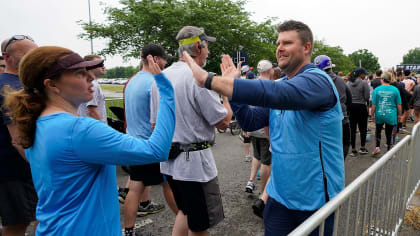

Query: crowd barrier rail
[[289, 122, 420, 236]]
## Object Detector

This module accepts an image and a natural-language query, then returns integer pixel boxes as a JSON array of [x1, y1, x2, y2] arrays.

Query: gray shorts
[[165, 175, 224, 232], [251, 137, 272, 165]]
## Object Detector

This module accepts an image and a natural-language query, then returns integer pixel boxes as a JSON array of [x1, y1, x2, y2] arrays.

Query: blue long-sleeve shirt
[[230, 64, 337, 131], [26, 73, 175, 235]]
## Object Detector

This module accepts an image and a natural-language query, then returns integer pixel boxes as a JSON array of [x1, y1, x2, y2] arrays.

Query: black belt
[[168, 141, 211, 160]]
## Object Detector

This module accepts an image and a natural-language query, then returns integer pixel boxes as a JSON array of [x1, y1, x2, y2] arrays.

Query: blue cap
[[246, 71, 256, 79]]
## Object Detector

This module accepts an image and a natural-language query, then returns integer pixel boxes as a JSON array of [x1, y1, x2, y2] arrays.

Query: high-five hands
[[220, 55, 241, 80], [183, 51, 241, 88]]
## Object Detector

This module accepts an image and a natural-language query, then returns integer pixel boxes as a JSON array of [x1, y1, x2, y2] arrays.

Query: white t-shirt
[[78, 80, 107, 123], [151, 61, 227, 182]]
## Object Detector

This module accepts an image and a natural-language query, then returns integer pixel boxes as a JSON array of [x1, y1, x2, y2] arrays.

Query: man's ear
[[44, 78, 60, 94], [303, 42, 312, 56]]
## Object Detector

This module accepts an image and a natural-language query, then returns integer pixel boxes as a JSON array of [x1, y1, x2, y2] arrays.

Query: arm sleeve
[[345, 85, 352, 107], [73, 73, 175, 165], [364, 83, 370, 104], [229, 101, 269, 131], [231, 72, 337, 111], [150, 81, 160, 124]]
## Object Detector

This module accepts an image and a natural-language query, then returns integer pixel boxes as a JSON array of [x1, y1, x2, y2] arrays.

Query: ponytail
[[3, 86, 46, 148]]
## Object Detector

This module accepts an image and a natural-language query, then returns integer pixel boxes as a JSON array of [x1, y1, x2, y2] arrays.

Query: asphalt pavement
[[116, 121, 418, 235]]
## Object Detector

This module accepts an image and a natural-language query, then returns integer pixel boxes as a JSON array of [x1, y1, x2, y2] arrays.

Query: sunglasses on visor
[[2, 35, 35, 52]]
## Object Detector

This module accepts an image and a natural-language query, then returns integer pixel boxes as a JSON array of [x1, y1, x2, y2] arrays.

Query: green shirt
[[372, 85, 401, 125]]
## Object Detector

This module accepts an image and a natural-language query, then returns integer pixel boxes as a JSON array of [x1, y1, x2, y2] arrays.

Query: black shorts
[[241, 133, 251, 143], [129, 163, 164, 186], [251, 137, 272, 165], [0, 179, 38, 226], [165, 175, 224, 232]]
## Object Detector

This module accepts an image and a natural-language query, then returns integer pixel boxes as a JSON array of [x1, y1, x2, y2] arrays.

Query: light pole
[[88, 0, 94, 54]]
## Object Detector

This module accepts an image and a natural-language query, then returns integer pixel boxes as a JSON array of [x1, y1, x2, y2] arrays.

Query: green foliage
[[104, 66, 138, 78], [402, 47, 420, 64], [79, 0, 278, 73], [348, 49, 380, 73], [312, 40, 355, 74]]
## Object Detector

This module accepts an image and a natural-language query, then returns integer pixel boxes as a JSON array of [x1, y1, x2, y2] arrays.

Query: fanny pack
[[168, 141, 211, 160]]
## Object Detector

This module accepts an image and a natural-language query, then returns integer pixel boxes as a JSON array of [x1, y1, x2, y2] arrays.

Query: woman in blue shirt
[[3, 46, 175, 235]]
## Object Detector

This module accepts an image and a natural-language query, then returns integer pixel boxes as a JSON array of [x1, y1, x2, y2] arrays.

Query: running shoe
[[359, 148, 368, 155], [350, 150, 358, 157], [124, 230, 152, 236], [372, 147, 381, 156], [252, 198, 265, 219], [137, 201, 165, 217], [244, 155, 252, 162], [245, 181, 255, 193], [118, 187, 129, 204]]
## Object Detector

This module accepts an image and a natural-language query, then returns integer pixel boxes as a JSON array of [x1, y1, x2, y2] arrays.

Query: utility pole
[[88, 0, 94, 54]]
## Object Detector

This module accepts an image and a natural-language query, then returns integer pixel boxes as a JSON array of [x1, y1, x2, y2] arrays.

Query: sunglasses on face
[[3, 35, 35, 52]]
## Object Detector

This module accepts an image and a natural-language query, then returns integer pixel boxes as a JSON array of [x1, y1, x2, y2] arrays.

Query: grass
[[100, 84, 124, 93]]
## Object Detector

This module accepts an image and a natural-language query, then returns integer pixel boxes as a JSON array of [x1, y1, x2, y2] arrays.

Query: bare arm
[[182, 52, 237, 98], [6, 123, 28, 162], [371, 105, 376, 123], [87, 106, 102, 121], [215, 96, 232, 130]]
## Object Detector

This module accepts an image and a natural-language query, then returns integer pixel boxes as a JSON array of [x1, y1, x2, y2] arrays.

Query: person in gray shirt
[[151, 26, 232, 235], [347, 67, 370, 156]]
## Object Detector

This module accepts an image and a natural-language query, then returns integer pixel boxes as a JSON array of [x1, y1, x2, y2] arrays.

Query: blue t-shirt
[[26, 73, 175, 235], [125, 71, 155, 139], [372, 85, 401, 125], [0, 73, 32, 181]]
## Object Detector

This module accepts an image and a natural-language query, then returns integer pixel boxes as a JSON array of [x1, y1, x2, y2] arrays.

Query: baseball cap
[[141, 44, 170, 60], [313, 55, 335, 70], [246, 71, 256, 79], [241, 65, 253, 73], [177, 26, 216, 47], [44, 53, 104, 77], [257, 60, 273, 73]]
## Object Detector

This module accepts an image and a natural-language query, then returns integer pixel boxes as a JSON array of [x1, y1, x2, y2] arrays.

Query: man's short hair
[[375, 69, 382, 77], [84, 54, 101, 61], [277, 20, 313, 50], [403, 69, 411, 77]]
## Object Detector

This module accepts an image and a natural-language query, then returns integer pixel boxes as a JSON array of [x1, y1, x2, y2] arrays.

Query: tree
[[79, 0, 278, 73], [348, 49, 380, 73], [312, 40, 355, 74], [402, 47, 420, 64], [104, 66, 139, 78]]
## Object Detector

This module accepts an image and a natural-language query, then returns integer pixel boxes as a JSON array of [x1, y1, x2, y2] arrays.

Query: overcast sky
[[2, 0, 419, 69]]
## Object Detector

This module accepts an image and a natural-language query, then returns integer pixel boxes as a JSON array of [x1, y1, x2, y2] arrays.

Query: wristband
[[204, 72, 215, 90]]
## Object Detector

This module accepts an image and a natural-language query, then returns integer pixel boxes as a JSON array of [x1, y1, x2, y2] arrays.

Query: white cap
[[241, 65, 250, 73], [257, 60, 273, 73]]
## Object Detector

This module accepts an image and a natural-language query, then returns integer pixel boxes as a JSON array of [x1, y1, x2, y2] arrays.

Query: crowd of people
[[0, 19, 419, 236]]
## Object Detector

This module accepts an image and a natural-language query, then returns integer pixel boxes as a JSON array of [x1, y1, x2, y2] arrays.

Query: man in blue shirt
[[182, 20, 344, 236], [123, 44, 177, 236], [0, 35, 38, 236]]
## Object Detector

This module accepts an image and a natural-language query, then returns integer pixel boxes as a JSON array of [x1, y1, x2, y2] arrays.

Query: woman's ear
[[44, 78, 60, 94]]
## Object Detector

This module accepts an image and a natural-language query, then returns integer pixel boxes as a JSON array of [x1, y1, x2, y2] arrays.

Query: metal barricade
[[289, 122, 420, 236], [105, 98, 123, 120]]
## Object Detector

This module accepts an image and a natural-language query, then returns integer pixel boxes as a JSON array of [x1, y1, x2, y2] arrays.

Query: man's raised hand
[[182, 51, 208, 87]]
